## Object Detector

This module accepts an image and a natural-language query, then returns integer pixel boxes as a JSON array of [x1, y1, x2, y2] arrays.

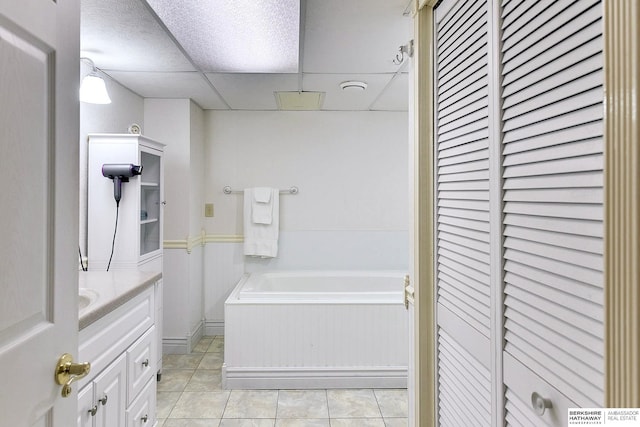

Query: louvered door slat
[[505, 288, 602, 338], [503, 138, 602, 166], [504, 83, 602, 130], [504, 236, 601, 269], [504, 225, 603, 254], [501, 0, 604, 412], [438, 206, 489, 222], [438, 329, 491, 427], [505, 274, 602, 328], [502, 1, 600, 65], [503, 104, 602, 144], [502, 121, 602, 154], [504, 248, 602, 288], [438, 70, 488, 112], [439, 222, 489, 242], [502, 34, 602, 95], [503, 263, 602, 307], [503, 171, 603, 192], [503, 203, 602, 222]]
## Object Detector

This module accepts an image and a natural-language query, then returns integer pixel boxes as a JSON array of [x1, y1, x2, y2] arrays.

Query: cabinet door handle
[[88, 405, 98, 416], [531, 392, 552, 416], [142, 359, 149, 367], [98, 395, 108, 406], [141, 414, 149, 423]]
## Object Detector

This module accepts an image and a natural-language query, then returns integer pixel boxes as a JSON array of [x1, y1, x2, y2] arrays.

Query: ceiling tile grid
[[81, 0, 413, 111]]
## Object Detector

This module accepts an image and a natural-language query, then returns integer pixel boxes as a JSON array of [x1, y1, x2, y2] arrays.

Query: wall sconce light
[[80, 57, 111, 104]]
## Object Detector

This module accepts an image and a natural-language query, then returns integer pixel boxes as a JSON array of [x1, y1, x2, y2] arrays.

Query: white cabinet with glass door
[[87, 134, 165, 272]]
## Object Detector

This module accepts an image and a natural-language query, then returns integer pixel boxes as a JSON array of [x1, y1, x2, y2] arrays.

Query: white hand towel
[[244, 188, 279, 258], [252, 187, 274, 224]]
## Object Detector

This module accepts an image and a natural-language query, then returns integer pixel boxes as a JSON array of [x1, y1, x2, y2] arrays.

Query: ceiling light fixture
[[80, 57, 111, 104], [146, 0, 300, 73], [340, 81, 368, 91]]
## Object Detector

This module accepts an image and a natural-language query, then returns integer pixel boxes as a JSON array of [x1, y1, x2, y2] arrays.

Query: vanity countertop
[[78, 270, 162, 330]]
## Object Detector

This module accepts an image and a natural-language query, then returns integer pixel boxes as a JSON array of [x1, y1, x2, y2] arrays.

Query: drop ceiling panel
[[370, 72, 409, 111], [302, 73, 393, 111], [106, 71, 228, 109], [206, 73, 299, 110], [81, 0, 194, 72], [303, 0, 412, 73], [146, 0, 300, 73]]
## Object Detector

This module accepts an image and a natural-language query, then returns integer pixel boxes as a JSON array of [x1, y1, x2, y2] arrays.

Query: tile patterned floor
[[157, 336, 408, 426]]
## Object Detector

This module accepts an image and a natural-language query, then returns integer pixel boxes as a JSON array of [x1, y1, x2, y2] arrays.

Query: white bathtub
[[223, 270, 408, 390]]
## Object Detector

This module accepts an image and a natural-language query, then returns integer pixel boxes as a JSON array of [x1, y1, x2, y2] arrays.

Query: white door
[[433, 0, 494, 425], [0, 1, 80, 426]]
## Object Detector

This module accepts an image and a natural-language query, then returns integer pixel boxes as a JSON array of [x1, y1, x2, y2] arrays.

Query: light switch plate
[[205, 203, 214, 217]]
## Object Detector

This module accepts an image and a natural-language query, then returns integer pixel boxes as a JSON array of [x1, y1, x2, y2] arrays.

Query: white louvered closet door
[[500, 0, 604, 424], [434, 0, 493, 425]]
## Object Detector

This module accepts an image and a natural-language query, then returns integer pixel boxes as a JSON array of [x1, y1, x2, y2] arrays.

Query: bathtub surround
[[223, 271, 408, 389]]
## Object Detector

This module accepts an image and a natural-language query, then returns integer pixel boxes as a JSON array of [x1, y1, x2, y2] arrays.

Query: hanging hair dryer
[[102, 163, 142, 204]]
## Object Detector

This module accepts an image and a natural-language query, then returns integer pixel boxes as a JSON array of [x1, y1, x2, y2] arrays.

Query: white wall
[[144, 99, 205, 353], [143, 99, 191, 240], [190, 102, 205, 238], [205, 110, 408, 233], [203, 110, 410, 332], [79, 67, 144, 255]]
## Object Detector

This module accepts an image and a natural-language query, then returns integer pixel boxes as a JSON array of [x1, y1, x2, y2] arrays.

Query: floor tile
[[169, 391, 230, 419], [157, 392, 182, 419], [208, 338, 225, 353], [198, 352, 225, 370], [275, 419, 330, 427], [327, 389, 382, 418], [383, 418, 408, 427], [330, 419, 386, 426], [163, 354, 204, 369], [374, 389, 408, 418], [277, 390, 329, 418], [219, 419, 275, 427], [163, 419, 220, 426], [157, 418, 165, 427], [223, 390, 279, 418], [185, 369, 223, 391], [157, 369, 194, 392], [192, 337, 214, 353]]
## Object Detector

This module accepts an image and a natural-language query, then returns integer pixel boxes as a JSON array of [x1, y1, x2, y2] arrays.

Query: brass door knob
[[55, 353, 91, 397]]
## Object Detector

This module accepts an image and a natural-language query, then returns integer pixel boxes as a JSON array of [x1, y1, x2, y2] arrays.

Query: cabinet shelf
[[141, 182, 159, 187], [140, 218, 158, 225]]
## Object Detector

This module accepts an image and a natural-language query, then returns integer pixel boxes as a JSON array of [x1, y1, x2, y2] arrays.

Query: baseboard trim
[[205, 320, 225, 337], [162, 320, 205, 354], [162, 337, 188, 355], [222, 366, 407, 390]]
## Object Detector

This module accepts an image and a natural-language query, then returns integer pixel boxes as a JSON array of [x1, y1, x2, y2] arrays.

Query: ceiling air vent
[[275, 91, 325, 111]]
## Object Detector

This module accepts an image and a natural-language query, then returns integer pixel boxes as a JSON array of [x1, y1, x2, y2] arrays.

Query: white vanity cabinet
[[77, 285, 158, 427], [77, 353, 126, 427]]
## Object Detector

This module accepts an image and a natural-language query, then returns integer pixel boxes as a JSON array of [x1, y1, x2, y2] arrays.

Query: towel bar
[[223, 186, 298, 195]]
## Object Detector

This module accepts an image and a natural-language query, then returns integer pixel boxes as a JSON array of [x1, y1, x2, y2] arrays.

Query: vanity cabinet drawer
[[79, 288, 154, 388], [127, 325, 156, 405], [126, 377, 156, 427]]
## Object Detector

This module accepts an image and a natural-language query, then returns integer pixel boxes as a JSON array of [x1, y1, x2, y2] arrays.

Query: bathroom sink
[[78, 288, 98, 311]]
